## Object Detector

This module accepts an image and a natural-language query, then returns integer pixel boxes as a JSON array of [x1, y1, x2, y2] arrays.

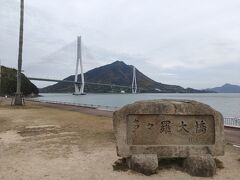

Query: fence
[[224, 117, 240, 128]]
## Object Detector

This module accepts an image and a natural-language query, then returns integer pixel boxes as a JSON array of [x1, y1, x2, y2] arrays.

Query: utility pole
[[14, 0, 24, 105], [0, 59, 2, 96]]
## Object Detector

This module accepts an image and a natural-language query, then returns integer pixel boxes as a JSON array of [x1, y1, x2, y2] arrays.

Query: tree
[[14, 0, 24, 105]]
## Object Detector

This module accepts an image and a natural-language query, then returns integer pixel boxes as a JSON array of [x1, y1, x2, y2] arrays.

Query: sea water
[[36, 93, 240, 118]]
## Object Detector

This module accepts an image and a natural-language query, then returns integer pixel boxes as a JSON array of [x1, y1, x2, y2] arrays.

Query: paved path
[[224, 127, 240, 146]]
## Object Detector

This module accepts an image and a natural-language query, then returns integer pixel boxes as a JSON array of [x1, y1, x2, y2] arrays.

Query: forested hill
[[40, 61, 213, 93], [0, 66, 39, 96]]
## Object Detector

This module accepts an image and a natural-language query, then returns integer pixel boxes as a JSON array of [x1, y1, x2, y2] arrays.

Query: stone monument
[[113, 100, 224, 176]]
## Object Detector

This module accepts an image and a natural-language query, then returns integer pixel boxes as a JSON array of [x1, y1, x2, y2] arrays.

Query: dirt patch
[[0, 130, 23, 144], [18, 125, 61, 137]]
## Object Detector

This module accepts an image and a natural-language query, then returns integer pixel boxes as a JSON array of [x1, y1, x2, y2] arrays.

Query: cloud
[[158, 73, 177, 77], [0, 0, 240, 88]]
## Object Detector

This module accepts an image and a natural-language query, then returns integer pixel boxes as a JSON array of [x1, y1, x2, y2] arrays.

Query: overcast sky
[[0, 0, 240, 88]]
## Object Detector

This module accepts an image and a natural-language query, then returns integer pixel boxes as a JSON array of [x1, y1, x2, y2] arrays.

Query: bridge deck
[[28, 77, 135, 89]]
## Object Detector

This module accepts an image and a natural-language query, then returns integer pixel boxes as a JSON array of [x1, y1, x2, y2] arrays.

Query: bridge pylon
[[74, 36, 86, 95], [132, 66, 137, 93]]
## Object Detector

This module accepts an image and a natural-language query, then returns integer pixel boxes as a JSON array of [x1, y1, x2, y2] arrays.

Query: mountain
[[206, 83, 240, 93], [40, 61, 212, 93], [0, 66, 39, 96]]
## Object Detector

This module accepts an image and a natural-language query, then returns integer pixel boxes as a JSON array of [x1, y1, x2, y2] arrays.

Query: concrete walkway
[[224, 127, 240, 146]]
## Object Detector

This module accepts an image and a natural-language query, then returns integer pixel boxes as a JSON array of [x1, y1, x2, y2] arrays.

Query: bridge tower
[[74, 36, 85, 95], [132, 66, 137, 93]]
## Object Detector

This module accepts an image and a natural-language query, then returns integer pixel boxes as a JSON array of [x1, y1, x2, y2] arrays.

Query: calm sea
[[36, 93, 240, 118]]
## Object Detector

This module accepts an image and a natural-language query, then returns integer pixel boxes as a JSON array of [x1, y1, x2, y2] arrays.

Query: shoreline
[[25, 98, 114, 118]]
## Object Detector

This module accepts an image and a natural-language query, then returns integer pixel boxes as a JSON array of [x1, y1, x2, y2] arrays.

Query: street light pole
[[14, 0, 24, 105]]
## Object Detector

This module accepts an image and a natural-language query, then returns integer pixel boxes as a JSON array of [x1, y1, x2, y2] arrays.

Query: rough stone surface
[[112, 158, 128, 171], [127, 154, 158, 176], [113, 100, 224, 158], [183, 155, 217, 177]]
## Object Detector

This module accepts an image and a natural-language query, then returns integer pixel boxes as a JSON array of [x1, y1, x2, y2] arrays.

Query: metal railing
[[224, 117, 240, 128]]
